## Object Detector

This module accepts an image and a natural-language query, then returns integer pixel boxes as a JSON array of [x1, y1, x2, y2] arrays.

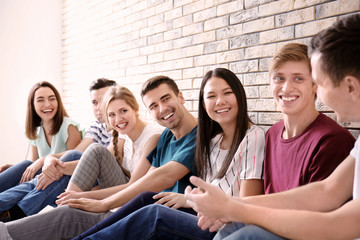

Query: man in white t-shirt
[[185, 13, 360, 240]]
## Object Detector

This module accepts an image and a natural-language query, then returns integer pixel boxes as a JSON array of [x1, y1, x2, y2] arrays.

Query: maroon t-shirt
[[264, 113, 355, 194]]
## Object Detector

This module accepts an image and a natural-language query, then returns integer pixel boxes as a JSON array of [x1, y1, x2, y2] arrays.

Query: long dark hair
[[195, 68, 251, 179], [25, 81, 68, 140]]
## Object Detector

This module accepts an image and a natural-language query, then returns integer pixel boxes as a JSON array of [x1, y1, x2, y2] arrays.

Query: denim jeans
[[83, 204, 215, 240], [214, 222, 287, 240], [0, 150, 82, 216], [0, 160, 35, 193], [73, 191, 159, 239], [73, 191, 198, 240]]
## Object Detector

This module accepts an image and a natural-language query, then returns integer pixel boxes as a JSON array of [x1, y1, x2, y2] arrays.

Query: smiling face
[[142, 83, 185, 130], [106, 98, 138, 136], [203, 76, 238, 128], [33, 87, 58, 122], [90, 86, 110, 123], [270, 61, 316, 117]]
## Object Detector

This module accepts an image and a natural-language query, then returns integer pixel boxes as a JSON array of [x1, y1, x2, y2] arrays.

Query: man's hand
[[153, 192, 189, 209], [42, 155, 65, 181], [185, 176, 231, 220]]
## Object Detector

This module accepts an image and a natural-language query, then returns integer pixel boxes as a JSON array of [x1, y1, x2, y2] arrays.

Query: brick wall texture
[[61, 0, 360, 136]]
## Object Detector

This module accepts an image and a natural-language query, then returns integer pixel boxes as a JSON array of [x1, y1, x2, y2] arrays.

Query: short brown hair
[[310, 14, 360, 86], [270, 43, 311, 76], [89, 78, 117, 91], [141, 75, 179, 98]]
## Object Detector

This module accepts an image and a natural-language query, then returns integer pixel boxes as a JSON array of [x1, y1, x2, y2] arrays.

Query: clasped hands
[[36, 155, 66, 190], [185, 176, 232, 232]]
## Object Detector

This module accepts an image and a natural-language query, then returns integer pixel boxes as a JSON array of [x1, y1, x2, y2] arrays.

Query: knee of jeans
[[60, 150, 83, 162], [139, 204, 165, 220], [215, 222, 247, 240], [135, 191, 157, 204], [137, 191, 156, 198], [236, 225, 272, 240]]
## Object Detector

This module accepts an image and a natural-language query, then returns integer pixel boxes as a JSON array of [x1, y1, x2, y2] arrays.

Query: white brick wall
[[61, 0, 360, 136]]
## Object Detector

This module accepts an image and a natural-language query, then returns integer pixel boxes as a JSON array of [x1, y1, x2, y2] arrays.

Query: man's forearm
[[62, 161, 79, 175], [229, 198, 360, 240], [103, 169, 179, 210], [241, 181, 338, 212], [243, 159, 354, 212]]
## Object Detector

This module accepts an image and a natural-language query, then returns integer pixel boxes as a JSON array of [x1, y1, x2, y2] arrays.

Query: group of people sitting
[[0, 14, 359, 240]]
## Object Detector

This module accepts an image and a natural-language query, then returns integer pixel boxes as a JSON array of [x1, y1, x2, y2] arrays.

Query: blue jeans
[[0, 150, 82, 216], [73, 191, 199, 240], [214, 222, 287, 240], [83, 204, 215, 240], [73, 191, 159, 239], [0, 160, 35, 192]]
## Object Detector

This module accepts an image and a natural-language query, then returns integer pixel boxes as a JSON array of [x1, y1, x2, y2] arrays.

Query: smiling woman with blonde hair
[[56, 85, 163, 204]]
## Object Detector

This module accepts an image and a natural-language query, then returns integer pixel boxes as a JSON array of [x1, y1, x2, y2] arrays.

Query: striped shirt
[[84, 121, 112, 147], [206, 125, 265, 197]]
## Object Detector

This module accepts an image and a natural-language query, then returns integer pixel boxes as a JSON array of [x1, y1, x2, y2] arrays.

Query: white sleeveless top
[[122, 123, 164, 173]]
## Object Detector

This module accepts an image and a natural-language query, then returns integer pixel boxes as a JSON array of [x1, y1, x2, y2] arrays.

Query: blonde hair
[[102, 86, 139, 178]]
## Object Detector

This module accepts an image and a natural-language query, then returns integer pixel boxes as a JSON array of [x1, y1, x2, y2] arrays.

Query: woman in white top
[[73, 67, 266, 240], [58, 85, 163, 198]]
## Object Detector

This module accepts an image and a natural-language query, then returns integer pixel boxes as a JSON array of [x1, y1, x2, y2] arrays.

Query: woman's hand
[[59, 197, 108, 213], [20, 158, 44, 183], [56, 190, 84, 205], [153, 192, 189, 209], [36, 173, 56, 190]]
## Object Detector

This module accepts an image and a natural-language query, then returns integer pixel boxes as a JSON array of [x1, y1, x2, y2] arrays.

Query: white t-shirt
[[351, 136, 360, 199]]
